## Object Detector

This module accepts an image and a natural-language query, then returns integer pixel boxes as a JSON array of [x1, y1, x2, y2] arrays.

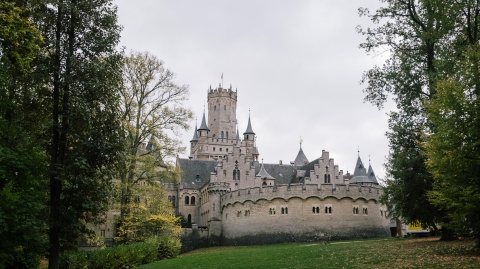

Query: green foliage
[[116, 51, 192, 242], [425, 47, 480, 244], [60, 235, 181, 269], [116, 182, 181, 243], [359, 0, 480, 239], [0, 2, 48, 268]]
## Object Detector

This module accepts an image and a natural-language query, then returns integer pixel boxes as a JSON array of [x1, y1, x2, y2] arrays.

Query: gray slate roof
[[294, 147, 309, 166], [255, 163, 276, 179], [349, 156, 377, 184], [243, 115, 255, 135], [198, 112, 209, 131], [177, 158, 217, 189], [254, 162, 297, 184], [190, 123, 198, 142]]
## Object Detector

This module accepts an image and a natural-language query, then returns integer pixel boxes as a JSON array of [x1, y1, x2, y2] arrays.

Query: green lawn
[[138, 237, 480, 269]]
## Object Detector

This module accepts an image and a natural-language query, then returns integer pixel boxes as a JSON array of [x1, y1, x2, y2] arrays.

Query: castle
[[165, 84, 390, 246]]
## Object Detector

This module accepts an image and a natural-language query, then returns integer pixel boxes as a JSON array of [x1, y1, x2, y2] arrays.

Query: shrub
[[60, 235, 181, 268]]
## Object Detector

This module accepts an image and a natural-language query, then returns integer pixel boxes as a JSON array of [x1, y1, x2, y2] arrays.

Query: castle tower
[[243, 113, 259, 162], [208, 84, 237, 143]]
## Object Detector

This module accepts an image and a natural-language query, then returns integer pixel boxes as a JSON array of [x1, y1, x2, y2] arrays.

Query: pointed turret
[[236, 124, 240, 142], [256, 163, 275, 180], [350, 153, 378, 185], [243, 114, 255, 135], [367, 163, 379, 184], [190, 122, 198, 142], [294, 139, 308, 166], [198, 111, 209, 131]]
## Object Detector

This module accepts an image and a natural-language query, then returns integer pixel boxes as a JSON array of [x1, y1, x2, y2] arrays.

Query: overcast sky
[[114, 0, 391, 180]]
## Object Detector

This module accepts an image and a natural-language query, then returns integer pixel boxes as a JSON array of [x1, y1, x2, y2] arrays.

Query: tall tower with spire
[[189, 83, 259, 161], [207, 84, 237, 142]]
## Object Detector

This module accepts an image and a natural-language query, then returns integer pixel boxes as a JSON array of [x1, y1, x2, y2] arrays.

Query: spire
[[236, 124, 240, 142], [198, 110, 209, 131], [294, 140, 309, 166], [243, 110, 255, 135], [367, 163, 379, 184], [256, 163, 275, 180], [190, 121, 198, 142]]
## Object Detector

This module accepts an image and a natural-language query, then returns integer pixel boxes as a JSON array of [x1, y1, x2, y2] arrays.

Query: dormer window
[[196, 174, 200, 182]]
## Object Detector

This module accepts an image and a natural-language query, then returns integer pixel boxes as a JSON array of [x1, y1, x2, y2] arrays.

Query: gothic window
[[353, 206, 359, 215], [281, 207, 288, 214], [363, 207, 368, 215], [328, 174, 331, 182], [191, 196, 196, 205], [269, 207, 276, 215], [325, 206, 332, 214], [312, 206, 320, 214], [226, 131, 229, 140], [185, 196, 189, 205], [213, 147, 215, 151], [187, 214, 192, 227]]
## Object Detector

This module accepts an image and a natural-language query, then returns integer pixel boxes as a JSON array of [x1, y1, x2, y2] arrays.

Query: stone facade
[[167, 85, 389, 247]]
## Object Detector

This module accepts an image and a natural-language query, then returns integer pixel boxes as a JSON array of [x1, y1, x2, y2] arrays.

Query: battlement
[[208, 181, 230, 193], [220, 183, 383, 208], [208, 85, 237, 100]]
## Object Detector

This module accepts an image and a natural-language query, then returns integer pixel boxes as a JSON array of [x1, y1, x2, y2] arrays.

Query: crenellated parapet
[[208, 85, 238, 100], [220, 184, 383, 209], [207, 181, 230, 194]]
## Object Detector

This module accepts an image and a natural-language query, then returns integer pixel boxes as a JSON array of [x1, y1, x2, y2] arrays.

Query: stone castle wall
[[218, 184, 390, 245]]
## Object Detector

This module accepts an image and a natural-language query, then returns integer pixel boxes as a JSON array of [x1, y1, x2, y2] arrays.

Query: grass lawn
[[138, 237, 480, 269]]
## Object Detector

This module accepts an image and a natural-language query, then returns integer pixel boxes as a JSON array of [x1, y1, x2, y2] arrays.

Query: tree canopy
[[359, 0, 480, 245]]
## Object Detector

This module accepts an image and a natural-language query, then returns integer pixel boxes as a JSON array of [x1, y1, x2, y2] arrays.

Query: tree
[[116, 51, 192, 242], [425, 46, 480, 247], [116, 182, 181, 243], [359, 0, 480, 242], [358, 0, 451, 233], [0, 3, 48, 268], [19, 1, 124, 268]]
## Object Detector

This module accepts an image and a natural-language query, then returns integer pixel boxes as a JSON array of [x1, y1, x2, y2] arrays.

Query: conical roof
[[256, 163, 275, 180], [243, 115, 255, 135], [350, 155, 377, 184], [294, 147, 309, 166], [198, 111, 209, 131], [190, 122, 198, 142], [236, 125, 240, 142], [367, 164, 379, 184]]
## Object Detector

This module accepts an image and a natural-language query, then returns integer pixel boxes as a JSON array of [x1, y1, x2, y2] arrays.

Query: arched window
[[191, 196, 196, 205], [187, 214, 192, 227], [226, 131, 229, 140], [221, 131, 224, 140], [185, 196, 190, 205]]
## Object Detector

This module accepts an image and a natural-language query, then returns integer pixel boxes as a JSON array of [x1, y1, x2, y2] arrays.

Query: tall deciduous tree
[[359, 0, 480, 242], [358, 0, 450, 232], [117, 51, 192, 242], [0, 3, 48, 268], [21, 1, 124, 268], [425, 48, 480, 247]]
